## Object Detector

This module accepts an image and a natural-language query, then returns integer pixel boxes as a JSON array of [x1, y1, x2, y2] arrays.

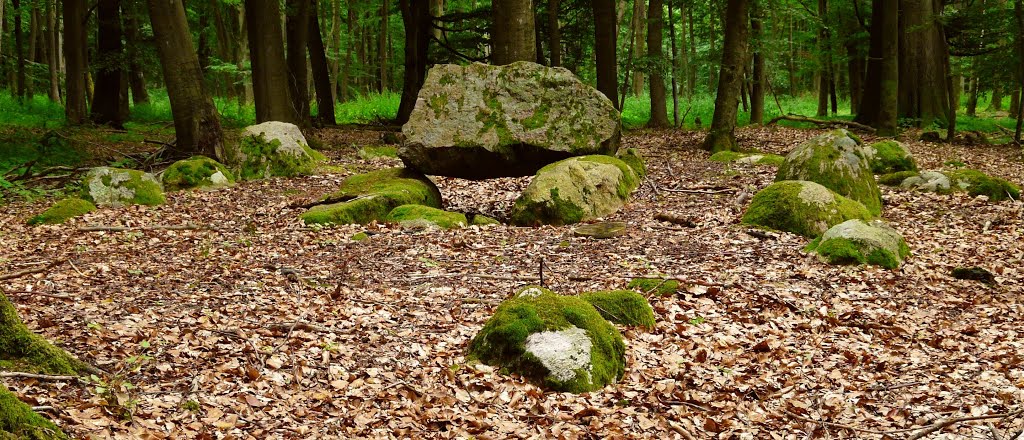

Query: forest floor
[[2, 126, 1024, 439]]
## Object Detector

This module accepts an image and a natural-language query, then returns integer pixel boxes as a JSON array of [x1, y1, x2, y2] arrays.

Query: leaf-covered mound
[[807, 219, 910, 269], [742, 180, 873, 238], [510, 155, 640, 226], [81, 167, 165, 207], [161, 156, 235, 191], [27, 198, 95, 225], [776, 129, 882, 215], [580, 290, 655, 328], [302, 168, 443, 225]]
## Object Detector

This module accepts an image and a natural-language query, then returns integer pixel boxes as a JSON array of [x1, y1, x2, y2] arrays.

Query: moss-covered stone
[[776, 129, 883, 215], [878, 171, 921, 187], [0, 387, 68, 440], [301, 168, 442, 225], [357, 146, 399, 160], [385, 204, 467, 229], [742, 181, 873, 238], [227, 122, 322, 180], [510, 155, 640, 226], [864, 140, 917, 174], [467, 286, 625, 393], [579, 290, 655, 328], [81, 167, 165, 207], [806, 219, 910, 269], [350, 232, 369, 241], [616, 148, 647, 178], [27, 198, 95, 225], [709, 151, 785, 167], [946, 169, 1021, 202], [469, 214, 501, 226], [627, 278, 680, 296], [901, 171, 952, 193], [161, 156, 235, 191]]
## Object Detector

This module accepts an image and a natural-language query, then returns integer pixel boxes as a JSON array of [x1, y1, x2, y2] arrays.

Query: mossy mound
[[469, 214, 501, 226], [467, 286, 625, 393], [864, 140, 917, 174], [807, 219, 910, 269], [709, 151, 785, 167], [776, 129, 882, 215], [510, 155, 640, 226], [228, 122, 323, 180], [161, 156, 235, 191], [627, 278, 680, 296], [878, 171, 921, 187], [947, 169, 1021, 202], [1, 387, 69, 440], [27, 198, 95, 225], [579, 290, 655, 328], [301, 168, 442, 225], [742, 181, 873, 238], [385, 204, 467, 229], [357, 146, 399, 160], [81, 167, 165, 207], [616, 148, 647, 178]]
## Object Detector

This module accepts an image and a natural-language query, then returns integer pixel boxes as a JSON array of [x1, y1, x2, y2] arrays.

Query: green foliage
[[627, 278, 680, 296], [27, 198, 96, 225], [579, 290, 656, 328]]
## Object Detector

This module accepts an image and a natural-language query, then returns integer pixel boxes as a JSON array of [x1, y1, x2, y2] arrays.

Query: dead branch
[[410, 273, 540, 282], [0, 260, 64, 281], [906, 408, 1024, 440], [767, 114, 876, 133], [0, 372, 81, 382], [78, 223, 213, 232], [660, 187, 737, 195], [654, 212, 698, 227], [570, 274, 727, 288]]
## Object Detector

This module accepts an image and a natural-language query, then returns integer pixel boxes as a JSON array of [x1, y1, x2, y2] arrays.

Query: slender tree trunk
[[988, 85, 1003, 112], [379, 0, 388, 91], [430, 0, 444, 39], [396, 0, 430, 123], [548, 0, 561, 67], [308, 0, 336, 125], [1015, 0, 1024, 142], [855, 0, 897, 136], [492, 0, 536, 64], [45, 0, 59, 102], [27, 6, 39, 98], [0, 0, 5, 69], [669, 0, 679, 126], [788, 11, 796, 96], [593, 0, 619, 108], [285, 0, 312, 125], [246, 0, 295, 123], [1010, 88, 1021, 119], [677, 3, 689, 99], [708, 5, 717, 93], [631, 0, 646, 96], [124, 9, 149, 104], [702, 0, 749, 152], [91, 0, 129, 127], [967, 74, 979, 117], [647, 0, 669, 127], [341, 0, 355, 101], [329, 0, 340, 102], [687, 6, 696, 95], [815, 0, 829, 116], [898, 0, 950, 127], [64, 0, 87, 123], [847, 43, 863, 114], [14, 0, 26, 100], [749, 0, 764, 125]]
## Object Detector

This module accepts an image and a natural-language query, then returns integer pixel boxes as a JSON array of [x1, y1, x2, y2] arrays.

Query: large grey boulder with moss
[[161, 156, 235, 191], [82, 167, 165, 207], [863, 140, 917, 174], [776, 129, 883, 215], [510, 155, 639, 226], [228, 121, 324, 180], [400, 62, 621, 179], [467, 286, 625, 393], [741, 180, 873, 238], [808, 219, 909, 269], [301, 168, 442, 225]]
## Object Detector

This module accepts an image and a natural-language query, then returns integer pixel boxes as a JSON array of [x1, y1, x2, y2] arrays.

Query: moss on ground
[[946, 169, 1021, 202], [81, 167, 165, 207], [709, 151, 785, 167], [161, 156, 235, 191], [301, 168, 442, 225], [0, 386, 68, 440], [357, 146, 399, 160], [741, 181, 873, 238], [579, 290, 655, 328], [27, 198, 95, 225], [627, 278, 680, 296], [385, 205, 467, 229], [467, 286, 625, 393], [470, 214, 501, 226], [867, 140, 917, 174], [878, 171, 920, 187], [807, 236, 909, 269]]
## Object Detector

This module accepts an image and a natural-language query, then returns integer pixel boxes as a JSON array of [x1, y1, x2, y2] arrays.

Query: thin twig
[[78, 223, 213, 232], [0, 260, 64, 281], [409, 273, 540, 282], [906, 408, 1024, 440], [0, 372, 81, 382]]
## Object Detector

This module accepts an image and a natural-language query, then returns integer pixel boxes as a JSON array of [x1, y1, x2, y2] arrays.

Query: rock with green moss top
[[742, 180, 873, 238], [807, 219, 909, 269], [227, 121, 324, 180], [616, 148, 647, 177], [510, 155, 639, 226], [864, 140, 917, 174], [301, 168, 442, 225], [27, 198, 95, 225], [467, 286, 625, 393], [878, 171, 922, 187], [470, 214, 501, 226], [709, 151, 785, 167], [385, 204, 467, 229], [627, 278, 680, 296], [161, 156, 235, 191], [776, 129, 882, 215], [579, 290, 655, 328], [81, 167, 165, 207], [946, 169, 1021, 202], [400, 62, 621, 179]]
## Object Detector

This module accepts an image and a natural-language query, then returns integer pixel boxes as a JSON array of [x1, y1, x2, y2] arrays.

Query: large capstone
[[808, 219, 910, 269], [399, 62, 621, 179], [741, 180, 873, 238], [82, 167, 165, 207], [776, 129, 883, 215], [467, 286, 625, 393], [301, 168, 442, 225], [510, 155, 639, 226], [227, 121, 324, 180]]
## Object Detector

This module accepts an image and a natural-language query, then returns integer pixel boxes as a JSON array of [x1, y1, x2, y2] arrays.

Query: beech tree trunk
[[702, 0, 749, 152], [749, 1, 764, 125], [45, 0, 60, 102], [966, 75, 979, 117], [988, 85, 1003, 112], [1010, 88, 1021, 119], [647, 0, 669, 128], [815, 0, 830, 117], [631, 0, 646, 96], [898, 0, 950, 127], [91, 0, 129, 127], [246, 0, 295, 123], [492, 0, 536, 64], [855, 0, 898, 136], [123, 9, 148, 105], [309, 1, 336, 126], [63, 0, 88, 123], [548, 0, 561, 67], [397, 0, 430, 124], [14, 0, 25, 100], [593, 0, 618, 108], [379, 0, 389, 91], [286, 0, 312, 126]]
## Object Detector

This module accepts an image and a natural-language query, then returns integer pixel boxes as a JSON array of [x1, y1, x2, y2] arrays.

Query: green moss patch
[[470, 214, 501, 226], [81, 167, 165, 207], [776, 129, 882, 215], [616, 148, 647, 178], [357, 146, 399, 160], [878, 171, 920, 187], [27, 198, 95, 225], [1, 386, 68, 440], [161, 156, 235, 191], [385, 204, 467, 229], [627, 278, 680, 296], [709, 151, 785, 167], [579, 290, 655, 328], [742, 181, 873, 238], [806, 219, 910, 269], [235, 133, 319, 180], [511, 155, 639, 226], [866, 140, 917, 174], [301, 168, 442, 225], [946, 169, 1021, 202]]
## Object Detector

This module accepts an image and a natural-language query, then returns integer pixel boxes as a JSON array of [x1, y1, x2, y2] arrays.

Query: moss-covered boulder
[[899, 171, 951, 193], [385, 204, 467, 229], [27, 198, 95, 225], [301, 168, 442, 225], [161, 156, 235, 191], [878, 171, 921, 187], [400, 62, 621, 179], [469, 214, 501, 226], [616, 148, 647, 177], [81, 167, 165, 207], [579, 290, 655, 328], [510, 155, 640, 226], [709, 151, 785, 167], [627, 278, 680, 296], [742, 180, 873, 238], [357, 145, 399, 160], [947, 169, 1021, 202], [776, 129, 883, 215], [864, 140, 917, 174], [227, 121, 324, 180], [467, 286, 625, 393], [807, 219, 910, 269], [1, 387, 69, 440]]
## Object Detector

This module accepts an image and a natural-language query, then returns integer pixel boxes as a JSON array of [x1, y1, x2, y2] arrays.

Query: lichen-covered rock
[[161, 156, 235, 191], [27, 198, 96, 225], [900, 171, 951, 193], [627, 278, 680, 296], [385, 204, 467, 229], [863, 140, 917, 174], [81, 167, 165, 207], [807, 219, 910, 269], [946, 169, 1021, 202], [467, 286, 625, 393], [709, 151, 785, 167], [878, 171, 921, 187], [742, 181, 873, 238], [510, 155, 639, 226], [400, 62, 621, 179], [301, 168, 442, 225], [579, 290, 655, 328], [776, 129, 883, 215], [228, 121, 324, 180]]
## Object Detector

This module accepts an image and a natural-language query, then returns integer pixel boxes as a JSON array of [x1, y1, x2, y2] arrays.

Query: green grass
[[0, 93, 67, 128], [621, 92, 854, 130]]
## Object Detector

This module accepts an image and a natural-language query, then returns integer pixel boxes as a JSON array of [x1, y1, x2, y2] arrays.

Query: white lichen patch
[[735, 154, 765, 165], [797, 181, 836, 207], [902, 171, 950, 192], [524, 327, 593, 383], [517, 287, 546, 299], [84, 167, 161, 208]]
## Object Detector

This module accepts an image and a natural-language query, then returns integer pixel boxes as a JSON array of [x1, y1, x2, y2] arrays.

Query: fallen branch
[[767, 114, 876, 133], [0, 372, 81, 382], [907, 408, 1024, 440], [0, 260, 64, 281], [661, 187, 737, 195], [410, 273, 540, 282], [654, 212, 697, 227], [79, 223, 213, 232], [571, 274, 726, 288]]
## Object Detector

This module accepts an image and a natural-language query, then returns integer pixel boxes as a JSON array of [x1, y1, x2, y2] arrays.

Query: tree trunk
[[847, 43, 863, 114], [548, 0, 561, 67], [687, 6, 696, 95], [396, 0, 430, 124], [379, 0, 389, 91], [45, 0, 60, 102], [702, 0, 749, 152], [815, 0, 829, 116], [1010, 88, 1021, 119], [966, 74, 979, 117], [64, 0, 88, 123], [14, 0, 26, 100], [329, 0, 341, 102], [593, 0, 619, 108], [1015, 0, 1024, 142], [27, 6, 39, 98], [708, 5, 717, 93], [631, 0, 646, 96], [988, 85, 1003, 112], [246, 0, 295, 123], [341, 0, 355, 101], [285, 0, 312, 126], [124, 8, 150, 105], [788, 11, 796, 96], [492, 0, 536, 64], [147, 0, 225, 159], [854, 0, 897, 136], [898, 0, 950, 127], [91, 0, 129, 127], [749, 0, 764, 125], [308, 1, 336, 126], [647, 0, 669, 127], [668, 0, 679, 126]]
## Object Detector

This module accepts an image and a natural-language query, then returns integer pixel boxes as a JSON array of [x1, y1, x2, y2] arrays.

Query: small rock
[[951, 266, 996, 285], [573, 221, 627, 239]]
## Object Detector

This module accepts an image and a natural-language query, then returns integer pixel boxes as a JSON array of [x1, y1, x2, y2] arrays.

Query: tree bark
[[246, 0, 295, 123], [379, 0, 389, 91], [396, 0, 430, 124], [14, 0, 26, 100], [147, 0, 225, 159], [45, 0, 60, 102], [816, 0, 829, 117], [631, 0, 646, 96], [647, 0, 669, 128], [593, 0, 619, 108], [788, 10, 796, 96], [329, 0, 341, 102], [492, 0, 536, 64], [668, 0, 679, 125], [749, 0, 764, 125], [27, 6, 39, 98], [285, 0, 312, 126], [548, 0, 561, 67], [687, 6, 696, 95], [91, 0, 129, 127], [988, 85, 1003, 112], [124, 6, 149, 104], [1010, 88, 1021, 119], [1015, 0, 1024, 142], [308, 1, 336, 126], [898, 0, 950, 127], [854, 0, 897, 136], [63, 0, 88, 124], [966, 74, 979, 117], [702, 0, 749, 152]]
